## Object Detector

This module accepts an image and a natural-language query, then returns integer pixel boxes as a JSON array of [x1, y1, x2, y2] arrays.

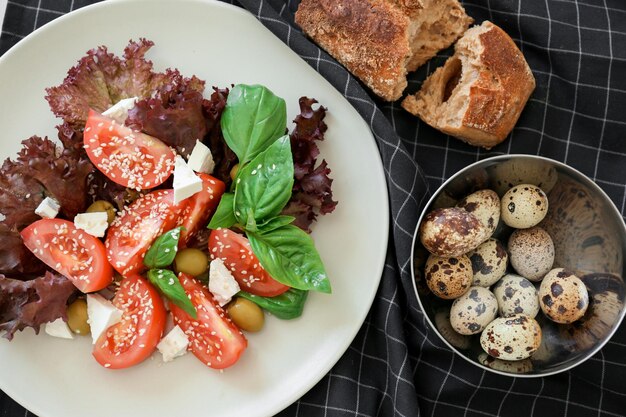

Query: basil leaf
[[257, 215, 295, 233], [207, 193, 237, 230], [247, 225, 331, 293], [143, 227, 184, 269], [147, 269, 197, 319], [221, 84, 287, 165], [238, 289, 308, 320], [234, 136, 294, 230]]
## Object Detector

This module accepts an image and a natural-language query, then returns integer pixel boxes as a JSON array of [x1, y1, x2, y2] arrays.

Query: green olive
[[86, 200, 116, 224], [67, 299, 90, 335], [230, 163, 240, 181], [227, 297, 264, 332], [174, 248, 209, 277]]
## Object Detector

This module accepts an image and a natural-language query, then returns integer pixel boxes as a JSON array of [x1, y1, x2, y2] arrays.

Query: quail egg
[[456, 189, 500, 241], [450, 286, 498, 335], [424, 254, 473, 299], [480, 314, 542, 361], [434, 310, 472, 349], [420, 207, 487, 257], [492, 274, 540, 318], [508, 227, 555, 281], [467, 238, 508, 287], [539, 268, 589, 324], [501, 184, 548, 229]]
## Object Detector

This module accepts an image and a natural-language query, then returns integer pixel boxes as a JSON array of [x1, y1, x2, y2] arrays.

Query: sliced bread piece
[[402, 21, 536, 148], [295, 0, 472, 101]]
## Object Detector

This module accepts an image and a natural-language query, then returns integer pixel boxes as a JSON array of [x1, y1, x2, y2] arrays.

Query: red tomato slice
[[84, 109, 175, 190], [171, 273, 247, 369], [93, 275, 166, 369], [208, 228, 289, 297], [21, 219, 112, 293], [106, 189, 189, 276], [179, 173, 225, 246]]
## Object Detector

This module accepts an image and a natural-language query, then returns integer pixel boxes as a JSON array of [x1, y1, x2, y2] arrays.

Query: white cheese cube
[[173, 155, 203, 204], [45, 318, 74, 340], [187, 140, 215, 174], [87, 294, 123, 344], [157, 325, 189, 362], [35, 197, 61, 219], [74, 212, 109, 237], [102, 97, 138, 124], [209, 258, 241, 306]]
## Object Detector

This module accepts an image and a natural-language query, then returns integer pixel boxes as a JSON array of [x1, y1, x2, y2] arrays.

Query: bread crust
[[402, 21, 536, 148], [295, 0, 472, 101]]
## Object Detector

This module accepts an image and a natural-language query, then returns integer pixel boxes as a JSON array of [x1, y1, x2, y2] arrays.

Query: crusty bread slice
[[402, 21, 536, 148], [295, 0, 472, 101]]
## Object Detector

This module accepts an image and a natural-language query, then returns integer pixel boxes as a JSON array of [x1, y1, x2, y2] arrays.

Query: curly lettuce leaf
[[45, 38, 180, 129], [283, 97, 337, 232], [0, 224, 46, 276], [0, 272, 76, 340], [125, 70, 207, 157]]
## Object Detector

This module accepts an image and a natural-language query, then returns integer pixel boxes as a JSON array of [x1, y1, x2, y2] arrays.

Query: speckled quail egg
[[420, 207, 487, 257], [501, 184, 548, 229], [493, 274, 540, 318], [450, 287, 498, 335], [539, 268, 589, 324], [424, 254, 473, 299], [480, 314, 542, 361], [467, 238, 508, 287], [457, 189, 500, 241], [434, 310, 472, 349], [508, 227, 555, 281], [478, 353, 533, 374]]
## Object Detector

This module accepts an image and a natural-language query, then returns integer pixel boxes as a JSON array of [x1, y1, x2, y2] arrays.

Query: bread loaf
[[402, 21, 536, 148], [295, 0, 472, 101]]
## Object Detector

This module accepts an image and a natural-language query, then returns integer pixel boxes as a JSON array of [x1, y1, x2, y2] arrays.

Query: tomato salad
[[0, 39, 336, 371]]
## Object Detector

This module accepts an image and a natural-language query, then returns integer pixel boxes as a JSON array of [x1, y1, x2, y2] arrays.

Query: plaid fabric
[[2, 1, 626, 416]]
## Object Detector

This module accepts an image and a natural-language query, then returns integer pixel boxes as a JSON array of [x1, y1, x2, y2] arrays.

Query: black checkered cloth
[[2, 1, 626, 416]]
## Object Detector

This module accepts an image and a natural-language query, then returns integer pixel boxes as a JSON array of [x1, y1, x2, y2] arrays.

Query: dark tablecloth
[[2, 1, 625, 416]]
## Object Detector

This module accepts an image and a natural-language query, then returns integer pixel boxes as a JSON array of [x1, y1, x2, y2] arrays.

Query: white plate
[[0, 1, 389, 416]]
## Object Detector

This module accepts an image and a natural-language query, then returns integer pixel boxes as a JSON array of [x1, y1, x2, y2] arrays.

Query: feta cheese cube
[[209, 258, 240, 306], [102, 97, 138, 124], [173, 155, 203, 204], [157, 325, 189, 362], [45, 318, 74, 340], [187, 140, 215, 174], [74, 212, 109, 237], [87, 294, 123, 344], [35, 197, 61, 219]]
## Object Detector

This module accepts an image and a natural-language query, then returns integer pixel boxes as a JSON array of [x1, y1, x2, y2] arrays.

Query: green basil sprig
[[248, 225, 331, 293], [147, 269, 197, 319], [233, 135, 294, 231], [143, 226, 183, 269], [221, 84, 287, 166], [209, 84, 331, 295], [238, 288, 308, 320]]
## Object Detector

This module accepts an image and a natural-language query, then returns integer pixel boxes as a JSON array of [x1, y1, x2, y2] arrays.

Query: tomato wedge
[[171, 273, 247, 369], [21, 219, 112, 293], [93, 275, 166, 369], [179, 173, 225, 246], [84, 110, 175, 190], [208, 228, 289, 297], [106, 189, 189, 276]]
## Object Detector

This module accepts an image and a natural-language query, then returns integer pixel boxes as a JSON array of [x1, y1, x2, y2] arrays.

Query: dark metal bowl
[[411, 155, 626, 377]]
